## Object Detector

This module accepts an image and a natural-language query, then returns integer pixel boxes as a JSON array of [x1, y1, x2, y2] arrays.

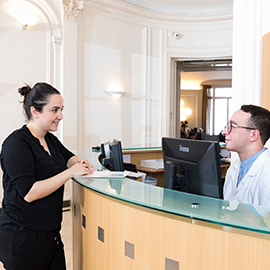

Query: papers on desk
[[81, 171, 127, 178], [140, 159, 164, 170], [79, 170, 146, 182], [125, 171, 146, 182]]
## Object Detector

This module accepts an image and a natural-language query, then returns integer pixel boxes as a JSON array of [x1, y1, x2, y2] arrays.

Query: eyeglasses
[[224, 121, 257, 133]]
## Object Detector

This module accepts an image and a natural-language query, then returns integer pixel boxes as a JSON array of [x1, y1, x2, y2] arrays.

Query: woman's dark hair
[[18, 82, 60, 121], [241, 104, 270, 145]]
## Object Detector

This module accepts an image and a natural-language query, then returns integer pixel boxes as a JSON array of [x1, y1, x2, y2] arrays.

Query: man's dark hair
[[187, 130, 196, 139], [241, 104, 270, 145]]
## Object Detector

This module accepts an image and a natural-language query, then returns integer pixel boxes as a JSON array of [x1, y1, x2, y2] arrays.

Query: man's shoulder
[[258, 148, 270, 163], [251, 149, 270, 177]]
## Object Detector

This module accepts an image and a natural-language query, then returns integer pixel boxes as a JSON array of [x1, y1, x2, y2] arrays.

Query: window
[[206, 87, 232, 135]]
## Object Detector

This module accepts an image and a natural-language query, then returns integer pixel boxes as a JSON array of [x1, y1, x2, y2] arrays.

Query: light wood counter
[[71, 150, 270, 270], [122, 148, 164, 186]]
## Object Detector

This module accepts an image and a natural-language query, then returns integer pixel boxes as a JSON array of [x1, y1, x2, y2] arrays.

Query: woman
[[0, 82, 93, 269]]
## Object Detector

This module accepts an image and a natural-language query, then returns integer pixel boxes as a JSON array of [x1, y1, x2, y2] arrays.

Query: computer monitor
[[100, 139, 124, 171], [202, 135, 227, 160], [162, 137, 223, 199]]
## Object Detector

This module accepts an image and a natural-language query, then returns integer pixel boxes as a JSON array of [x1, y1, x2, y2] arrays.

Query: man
[[185, 127, 191, 138], [196, 128, 203, 140], [187, 130, 196, 140], [222, 104, 270, 207]]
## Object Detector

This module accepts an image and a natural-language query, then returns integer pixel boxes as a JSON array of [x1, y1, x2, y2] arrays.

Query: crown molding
[[62, 0, 84, 22], [84, 0, 233, 23]]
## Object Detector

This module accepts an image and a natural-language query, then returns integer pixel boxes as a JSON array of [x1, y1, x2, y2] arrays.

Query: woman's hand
[[77, 158, 94, 169], [24, 156, 95, 203], [69, 160, 94, 177], [67, 156, 94, 172]]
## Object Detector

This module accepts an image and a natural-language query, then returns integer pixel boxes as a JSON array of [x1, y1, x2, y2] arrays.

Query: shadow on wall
[[0, 83, 18, 97], [84, 133, 101, 152]]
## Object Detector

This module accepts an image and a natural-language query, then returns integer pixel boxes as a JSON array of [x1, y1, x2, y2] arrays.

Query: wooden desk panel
[[123, 149, 164, 186], [122, 149, 163, 168], [72, 182, 270, 270]]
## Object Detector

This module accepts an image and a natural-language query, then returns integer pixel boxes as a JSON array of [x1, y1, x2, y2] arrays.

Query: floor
[[0, 209, 71, 270]]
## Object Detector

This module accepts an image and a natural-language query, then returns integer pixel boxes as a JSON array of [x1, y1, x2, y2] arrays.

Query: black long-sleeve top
[[0, 125, 74, 233]]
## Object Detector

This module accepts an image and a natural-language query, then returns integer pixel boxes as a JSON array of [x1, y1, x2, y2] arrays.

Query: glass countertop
[[72, 149, 270, 235]]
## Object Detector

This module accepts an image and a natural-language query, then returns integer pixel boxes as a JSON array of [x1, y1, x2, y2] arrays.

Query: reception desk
[[71, 149, 270, 270], [122, 147, 164, 186]]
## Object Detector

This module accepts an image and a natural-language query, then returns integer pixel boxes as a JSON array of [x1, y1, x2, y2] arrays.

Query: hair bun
[[18, 84, 32, 97]]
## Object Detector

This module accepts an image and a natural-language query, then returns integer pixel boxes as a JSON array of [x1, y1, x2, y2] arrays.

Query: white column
[[232, 0, 270, 111], [232, 0, 270, 153], [61, 0, 84, 153], [52, 36, 64, 140]]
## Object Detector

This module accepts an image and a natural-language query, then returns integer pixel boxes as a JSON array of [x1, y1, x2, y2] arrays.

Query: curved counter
[[71, 149, 270, 270]]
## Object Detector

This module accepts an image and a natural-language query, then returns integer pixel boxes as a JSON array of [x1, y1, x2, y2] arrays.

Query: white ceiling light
[[10, 4, 38, 30]]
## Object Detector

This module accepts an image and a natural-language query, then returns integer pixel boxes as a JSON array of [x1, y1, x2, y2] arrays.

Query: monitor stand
[[163, 160, 177, 189]]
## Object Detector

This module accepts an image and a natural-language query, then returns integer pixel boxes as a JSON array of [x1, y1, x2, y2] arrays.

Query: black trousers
[[0, 229, 66, 270]]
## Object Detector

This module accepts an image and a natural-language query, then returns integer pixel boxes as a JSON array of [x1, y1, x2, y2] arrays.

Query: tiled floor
[[0, 209, 71, 270], [62, 209, 72, 270]]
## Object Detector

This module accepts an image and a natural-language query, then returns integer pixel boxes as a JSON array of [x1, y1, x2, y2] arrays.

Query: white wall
[[0, 0, 63, 146], [232, 0, 270, 110], [1, 0, 269, 208], [231, 0, 270, 160], [79, 0, 233, 150], [0, 0, 233, 204], [1, 2, 47, 145], [0, 0, 63, 205], [0, 0, 233, 150]]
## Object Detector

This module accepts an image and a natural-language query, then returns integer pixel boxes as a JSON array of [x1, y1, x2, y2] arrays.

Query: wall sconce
[[10, 5, 38, 30], [105, 91, 126, 98], [105, 84, 126, 98]]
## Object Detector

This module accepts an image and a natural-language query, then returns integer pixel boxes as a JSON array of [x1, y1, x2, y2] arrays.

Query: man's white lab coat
[[223, 148, 270, 207]]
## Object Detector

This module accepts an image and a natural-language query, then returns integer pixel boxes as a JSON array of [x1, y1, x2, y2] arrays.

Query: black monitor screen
[[101, 139, 124, 171], [162, 137, 223, 199]]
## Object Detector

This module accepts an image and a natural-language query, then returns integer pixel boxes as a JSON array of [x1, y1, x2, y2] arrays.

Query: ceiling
[[119, 0, 233, 15], [117, 1, 233, 87]]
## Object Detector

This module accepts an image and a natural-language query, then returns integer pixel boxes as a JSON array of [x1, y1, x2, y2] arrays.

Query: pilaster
[[62, 0, 84, 152]]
